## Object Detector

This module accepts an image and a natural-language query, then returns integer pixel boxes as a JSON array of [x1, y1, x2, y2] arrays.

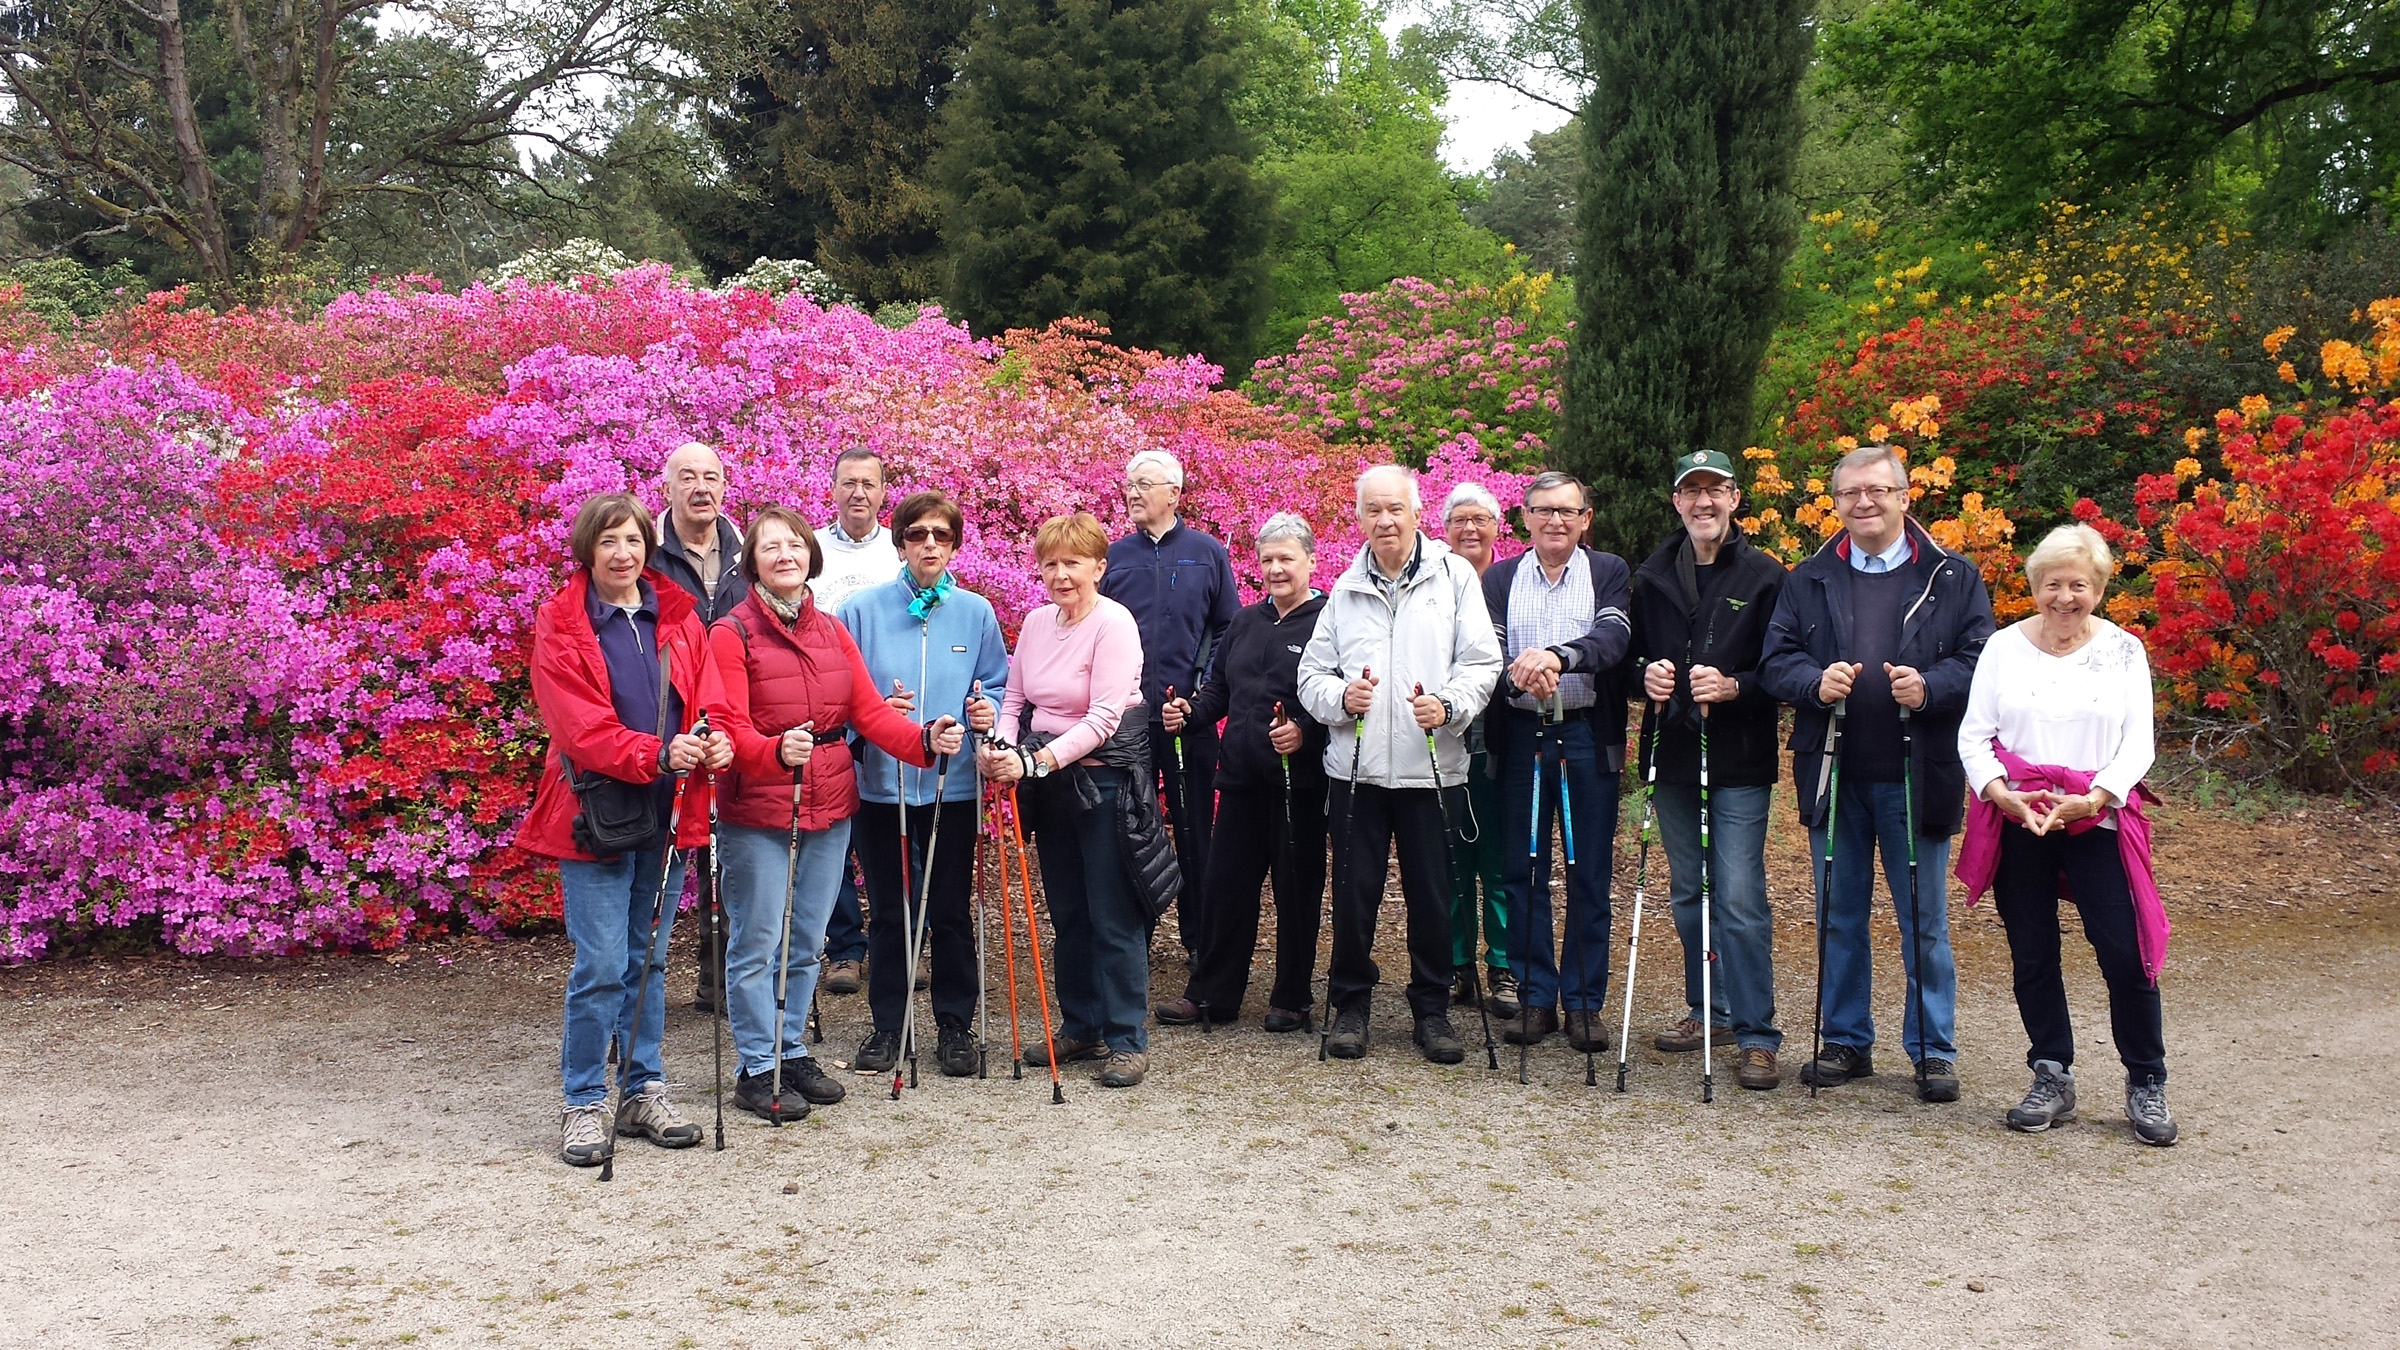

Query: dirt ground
[[5, 794, 2397, 1350]]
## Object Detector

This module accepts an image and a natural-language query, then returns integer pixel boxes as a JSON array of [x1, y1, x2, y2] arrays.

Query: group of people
[[521, 439, 2181, 1170]]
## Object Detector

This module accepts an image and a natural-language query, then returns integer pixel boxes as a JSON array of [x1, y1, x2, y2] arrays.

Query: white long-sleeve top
[[1958, 619, 2156, 819]]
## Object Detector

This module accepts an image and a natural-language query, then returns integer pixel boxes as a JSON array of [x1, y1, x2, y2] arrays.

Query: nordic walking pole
[[1005, 785, 1067, 1104], [1698, 703, 1715, 1104], [1520, 707, 1547, 1086], [1616, 702, 1664, 1092], [1268, 699, 1295, 1034], [768, 723, 813, 1128], [1900, 704, 1928, 1095], [601, 709, 698, 1183], [1811, 699, 1847, 1100], [1321, 667, 1369, 1062], [997, 783, 1026, 1080], [897, 733, 954, 1097], [969, 684, 991, 1079], [1420, 682, 1495, 1071], [708, 733, 728, 1149], [1164, 683, 1190, 848], [1549, 692, 1590, 1089]]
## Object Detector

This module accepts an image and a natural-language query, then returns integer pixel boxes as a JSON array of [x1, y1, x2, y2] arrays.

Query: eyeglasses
[[1525, 504, 1590, 521], [1447, 512, 1496, 530], [1676, 482, 1737, 501], [1124, 478, 1173, 494], [901, 525, 956, 544], [1833, 484, 1904, 505]]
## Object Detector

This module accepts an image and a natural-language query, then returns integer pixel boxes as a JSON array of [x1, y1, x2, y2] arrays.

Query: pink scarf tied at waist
[[1954, 741, 2171, 985]]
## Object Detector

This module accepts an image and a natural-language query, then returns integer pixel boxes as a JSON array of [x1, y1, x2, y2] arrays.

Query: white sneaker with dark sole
[[560, 1103, 610, 1166]]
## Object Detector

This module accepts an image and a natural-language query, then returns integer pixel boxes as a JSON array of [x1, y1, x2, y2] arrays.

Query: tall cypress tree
[[931, 0, 1275, 370], [1563, 1, 1815, 558]]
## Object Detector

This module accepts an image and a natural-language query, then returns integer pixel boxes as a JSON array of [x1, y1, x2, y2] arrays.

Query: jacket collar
[[1808, 516, 1954, 575], [1339, 533, 1448, 593], [657, 512, 741, 565]]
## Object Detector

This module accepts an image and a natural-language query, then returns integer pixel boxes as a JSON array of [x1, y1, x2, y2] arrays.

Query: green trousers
[[1449, 747, 1510, 971]]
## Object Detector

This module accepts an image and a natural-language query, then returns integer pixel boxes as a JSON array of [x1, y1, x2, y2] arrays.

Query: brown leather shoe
[[1501, 1006, 1559, 1046], [1099, 1050, 1148, 1087], [1737, 1046, 1781, 1090], [1654, 1016, 1731, 1053], [1021, 1034, 1104, 1067], [1564, 1010, 1610, 1053], [822, 959, 864, 995]]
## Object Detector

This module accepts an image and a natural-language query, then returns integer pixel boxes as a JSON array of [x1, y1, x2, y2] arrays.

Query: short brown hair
[[1034, 511, 1109, 564], [741, 506, 825, 582], [569, 493, 655, 572], [890, 491, 964, 547]]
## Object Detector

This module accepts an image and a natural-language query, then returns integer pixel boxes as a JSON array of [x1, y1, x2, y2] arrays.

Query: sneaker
[[1564, 1010, 1610, 1054], [1916, 1057, 1961, 1103], [2125, 1079, 2179, 1147], [1325, 1005, 1369, 1059], [560, 1103, 610, 1167], [733, 1068, 810, 1123], [1262, 1006, 1312, 1034], [1451, 967, 1480, 1008], [1798, 1043, 1874, 1087], [1022, 1034, 1104, 1067], [1414, 1014, 1466, 1064], [1484, 968, 1523, 1020], [2006, 1060, 2077, 1133], [1502, 1006, 1559, 1046], [853, 1028, 900, 1074], [1654, 1016, 1731, 1053], [936, 1018, 979, 1078], [616, 1082, 703, 1147], [782, 1056, 844, 1105], [1154, 996, 1230, 1026], [1098, 1050, 1149, 1087], [822, 960, 864, 995], [1737, 1046, 1781, 1090]]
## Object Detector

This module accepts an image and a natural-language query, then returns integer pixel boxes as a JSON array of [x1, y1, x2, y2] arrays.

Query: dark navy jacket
[[1479, 546, 1635, 774], [1760, 517, 1995, 837], [652, 512, 749, 624], [1101, 518, 1243, 711]]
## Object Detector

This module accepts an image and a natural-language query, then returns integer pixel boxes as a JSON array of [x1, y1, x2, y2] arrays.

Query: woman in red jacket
[[709, 506, 965, 1119], [519, 493, 733, 1168]]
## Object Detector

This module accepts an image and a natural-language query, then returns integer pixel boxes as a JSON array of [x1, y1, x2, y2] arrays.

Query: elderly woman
[[1957, 524, 2173, 1146], [1154, 513, 1329, 1031], [1440, 481, 1517, 1020], [709, 506, 964, 1122], [520, 492, 732, 1167], [977, 512, 1163, 1088]]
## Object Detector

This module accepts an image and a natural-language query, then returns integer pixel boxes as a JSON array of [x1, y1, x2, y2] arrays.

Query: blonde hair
[[2025, 523, 2114, 592], [1034, 511, 1110, 563]]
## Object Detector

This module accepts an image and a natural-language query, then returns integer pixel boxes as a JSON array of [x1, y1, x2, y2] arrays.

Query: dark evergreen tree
[[931, 0, 1275, 371], [1563, 0, 1815, 558]]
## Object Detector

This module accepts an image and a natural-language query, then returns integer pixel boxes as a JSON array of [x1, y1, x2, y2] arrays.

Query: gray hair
[[1442, 482, 1502, 522], [1355, 464, 1421, 509], [1125, 449, 1185, 488], [1522, 470, 1589, 509], [1830, 444, 1909, 496], [832, 446, 883, 482], [2025, 523, 2114, 592], [1256, 511, 1317, 556]]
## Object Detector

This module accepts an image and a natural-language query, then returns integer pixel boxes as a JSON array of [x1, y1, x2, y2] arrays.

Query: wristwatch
[[1436, 695, 1457, 727]]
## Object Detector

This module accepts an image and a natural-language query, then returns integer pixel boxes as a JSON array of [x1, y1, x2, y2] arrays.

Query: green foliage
[[1564, 0, 1817, 559], [2, 257, 139, 329], [1470, 124, 1582, 275], [931, 0, 1276, 370]]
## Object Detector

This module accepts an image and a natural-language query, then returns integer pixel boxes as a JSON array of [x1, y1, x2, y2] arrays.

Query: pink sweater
[[1000, 596, 1145, 765]]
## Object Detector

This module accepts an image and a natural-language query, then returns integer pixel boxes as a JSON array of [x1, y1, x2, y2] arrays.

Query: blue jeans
[[1025, 773, 1150, 1053], [1497, 716, 1619, 1012], [824, 855, 867, 964], [719, 818, 854, 1076], [1653, 782, 1780, 1051], [560, 847, 688, 1106], [1809, 777, 1957, 1063]]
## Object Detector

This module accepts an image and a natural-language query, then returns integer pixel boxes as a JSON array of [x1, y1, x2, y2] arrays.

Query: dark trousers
[[1184, 770, 1327, 1016], [1497, 714, 1620, 1012], [854, 801, 979, 1035], [1150, 718, 1218, 946], [691, 844, 722, 996], [1024, 773, 1151, 1053], [1328, 780, 1457, 1021], [1994, 824, 2168, 1084], [824, 855, 868, 964]]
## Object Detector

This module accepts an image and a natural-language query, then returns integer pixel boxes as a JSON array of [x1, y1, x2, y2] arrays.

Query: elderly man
[[652, 441, 748, 1015], [1298, 465, 1502, 1064], [1762, 444, 1995, 1103], [1100, 449, 1241, 953], [1480, 472, 1632, 1054], [1629, 450, 1791, 1090], [805, 446, 895, 995], [1439, 483, 1518, 1022]]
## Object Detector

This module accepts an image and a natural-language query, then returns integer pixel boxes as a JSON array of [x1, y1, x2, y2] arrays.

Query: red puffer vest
[[708, 589, 932, 832]]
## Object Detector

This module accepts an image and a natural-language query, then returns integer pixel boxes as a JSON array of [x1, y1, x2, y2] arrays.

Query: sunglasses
[[901, 525, 956, 544]]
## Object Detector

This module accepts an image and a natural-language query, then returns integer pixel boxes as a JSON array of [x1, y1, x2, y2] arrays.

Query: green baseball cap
[[1672, 448, 1738, 487]]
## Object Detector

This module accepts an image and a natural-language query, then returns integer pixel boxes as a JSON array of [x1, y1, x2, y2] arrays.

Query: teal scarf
[[904, 566, 953, 620]]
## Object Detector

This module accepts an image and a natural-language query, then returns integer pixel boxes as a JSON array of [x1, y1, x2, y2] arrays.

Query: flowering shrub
[[722, 257, 854, 307], [490, 238, 640, 285]]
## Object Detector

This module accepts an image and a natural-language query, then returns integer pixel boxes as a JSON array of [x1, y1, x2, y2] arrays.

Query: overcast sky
[[1437, 79, 1574, 173]]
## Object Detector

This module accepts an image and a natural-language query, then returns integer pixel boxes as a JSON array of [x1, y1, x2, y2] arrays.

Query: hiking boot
[[1916, 1057, 1961, 1103], [1737, 1047, 1781, 1090], [1262, 1006, 1312, 1034], [1484, 968, 1523, 1020], [733, 1068, 810, 1123], [1564, 1010, 1610, 1053], [1099, 1050, 1149, 1088], [560, 1103, 610, 1167], [1451, 966, 1480, 1007], [936, 1018, 979, 1078], [1414, 1014, 1466, 1065], [853, 1028, 901, 1074], [1022, 1034, 1104, 1067], [1502, 1006, 1560, 1046], [1654, 1015, 1731, 1053], [692, 984, 719, 1014], [782, 1056, 844, 1105], [2125, 1079, 2179, 1147], [822, 960, 864, 995], [616, 1082, 703, 1147], [1798, 1043, 1874, 1087], [1325, 1005, 1369, 1060], [2006, 1060, 2077, 1133], [1154, 996, 1231, 1027]]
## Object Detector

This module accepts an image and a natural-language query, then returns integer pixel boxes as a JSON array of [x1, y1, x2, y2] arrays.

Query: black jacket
[[1188, 594, 1330, 792], [652, 512, 749, 624], [1760, 518, 1995, 837], [1627, 527, 1787, 788], [1480, 547, 1634, 773]]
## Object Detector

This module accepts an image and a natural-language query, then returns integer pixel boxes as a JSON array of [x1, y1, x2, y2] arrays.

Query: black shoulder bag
[[568, 645, 674, 857]]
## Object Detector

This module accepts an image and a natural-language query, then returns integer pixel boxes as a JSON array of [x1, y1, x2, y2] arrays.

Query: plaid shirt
[[1505, 551, 1599, 713]]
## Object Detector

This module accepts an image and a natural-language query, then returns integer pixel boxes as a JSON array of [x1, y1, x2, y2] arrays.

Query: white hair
[[1442, 481, 1502, 521], [1831, 444, 1909, 495], [2025, 523, 2114, 592], [1256, 511, 1316, 556], [1355, 464, 1421, 509], [1125, 450, 1185, 488]]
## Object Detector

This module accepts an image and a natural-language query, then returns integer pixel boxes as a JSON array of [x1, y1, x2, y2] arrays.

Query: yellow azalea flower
[[2184, 426, 2205, 451], [2173, 457, 2202, 481], [2262, 325, 2297, 357]]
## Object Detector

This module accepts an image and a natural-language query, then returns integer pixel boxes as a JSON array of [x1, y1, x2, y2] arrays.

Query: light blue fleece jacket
[[837, 572, 1010, 806]]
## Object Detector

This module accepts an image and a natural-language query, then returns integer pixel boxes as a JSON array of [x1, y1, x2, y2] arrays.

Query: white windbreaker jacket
[[1297, 534, 1503, 788]]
